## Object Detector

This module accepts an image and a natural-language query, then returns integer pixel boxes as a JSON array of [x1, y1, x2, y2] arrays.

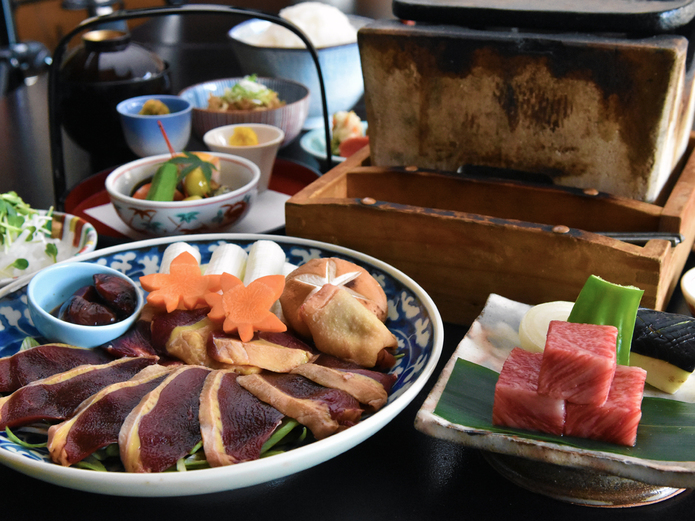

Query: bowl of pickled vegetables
[[178, 75, 309, 147], [104, 151, 260, 236]]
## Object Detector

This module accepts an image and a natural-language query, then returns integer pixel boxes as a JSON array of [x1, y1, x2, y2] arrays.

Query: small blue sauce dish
[[27, 262, 144, 348]]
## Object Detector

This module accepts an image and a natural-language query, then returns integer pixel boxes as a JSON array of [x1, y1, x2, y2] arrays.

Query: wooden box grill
[[285, 141, 695, 325]]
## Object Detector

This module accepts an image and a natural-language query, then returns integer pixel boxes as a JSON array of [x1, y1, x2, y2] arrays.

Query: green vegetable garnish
[[19, 337, 39, 351], [45, 243, 58, 263], [5, 427, 47, 449], [167, 152, 217, 185], [0, 192, 53, 250], [261, 419, 301, 455], [222, 74, 279, 108], [146, 162, 180, 201], [0, 192, 58, 276], [567, 275, 644, 365], [4, 258, 28, 272], [74, 455, 108, 472], [145, 153, 218, 201]]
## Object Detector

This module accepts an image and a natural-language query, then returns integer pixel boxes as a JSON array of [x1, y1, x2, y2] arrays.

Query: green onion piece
[[188, 440, 204, 455], [102, 443, 120, 459], [567, 275, 644, 366], [181, 453, 210, 471], [19, 337, 39, 351], [5, 427, 47, 449], [74, 455, 108, 472], [261, 419, 300, 455], [87, 443, 120, 462], [171, 441, 209, 472]]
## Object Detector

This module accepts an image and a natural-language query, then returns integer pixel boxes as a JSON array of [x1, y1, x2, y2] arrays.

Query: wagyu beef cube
[[492, 347, 565, 436], [537, 321, 618, 405], [564, 365, 647, 446]]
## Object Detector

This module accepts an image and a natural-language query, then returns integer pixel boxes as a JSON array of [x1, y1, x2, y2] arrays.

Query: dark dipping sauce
[[52, 274, 138, 326]]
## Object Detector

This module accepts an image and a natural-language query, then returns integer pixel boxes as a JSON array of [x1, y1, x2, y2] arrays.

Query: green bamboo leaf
[[434, 358, 695, 461]]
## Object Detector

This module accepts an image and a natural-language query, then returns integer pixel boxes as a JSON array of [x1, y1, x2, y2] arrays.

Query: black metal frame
[[48, 3, 333, 209]]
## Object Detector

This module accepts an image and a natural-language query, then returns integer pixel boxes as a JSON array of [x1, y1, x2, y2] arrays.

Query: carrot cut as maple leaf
[[140, 251, 222, 313], [205, 273, 287, 342]]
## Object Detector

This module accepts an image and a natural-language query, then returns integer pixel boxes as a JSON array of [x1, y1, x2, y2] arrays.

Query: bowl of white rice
[[229, 2, 369, 129], [0, 210, 98, 287]]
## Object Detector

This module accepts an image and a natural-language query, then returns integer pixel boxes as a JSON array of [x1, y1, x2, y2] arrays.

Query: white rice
[[243, 2, 358, 49]]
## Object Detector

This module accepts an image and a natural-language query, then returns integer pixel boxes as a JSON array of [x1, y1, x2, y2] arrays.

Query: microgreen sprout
[[0, 191, 60, 278], [45, 243, 58, 263]]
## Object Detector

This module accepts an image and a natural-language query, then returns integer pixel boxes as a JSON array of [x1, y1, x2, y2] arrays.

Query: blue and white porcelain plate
[[0, 233, 443, 497]]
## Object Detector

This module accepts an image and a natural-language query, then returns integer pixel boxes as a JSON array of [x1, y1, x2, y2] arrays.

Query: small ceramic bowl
[[27, 262, 144, 348], [228, 17, 369, 129], [178, 77, 309, 147], [203, 123, 284, 192], [681, 267, 695, 315], [104, 151, 260, 236], [117, 95, 192, 157]]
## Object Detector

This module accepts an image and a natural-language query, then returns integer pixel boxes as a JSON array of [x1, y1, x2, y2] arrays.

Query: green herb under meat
[[4, 426, 47, 449], [1, 416, 311, 473]]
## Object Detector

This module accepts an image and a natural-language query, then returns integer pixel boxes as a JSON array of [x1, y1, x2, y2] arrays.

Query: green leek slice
[[567, 275, 644, 366]]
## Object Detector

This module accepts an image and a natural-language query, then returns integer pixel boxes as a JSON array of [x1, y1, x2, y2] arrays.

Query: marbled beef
[[492, 347, 566, 435], [564, 364, 647, 446], [537, 321, 617, 406]]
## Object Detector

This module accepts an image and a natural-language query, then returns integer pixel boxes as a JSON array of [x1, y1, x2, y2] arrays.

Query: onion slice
[[518, 301, 574, 353]]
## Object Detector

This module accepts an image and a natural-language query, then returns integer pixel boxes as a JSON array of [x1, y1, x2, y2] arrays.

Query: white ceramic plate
[[299, 122, 368, 163], [0, 233, 443, 497], [415, 293, 695, 506], [0, 212, 97, 288]]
